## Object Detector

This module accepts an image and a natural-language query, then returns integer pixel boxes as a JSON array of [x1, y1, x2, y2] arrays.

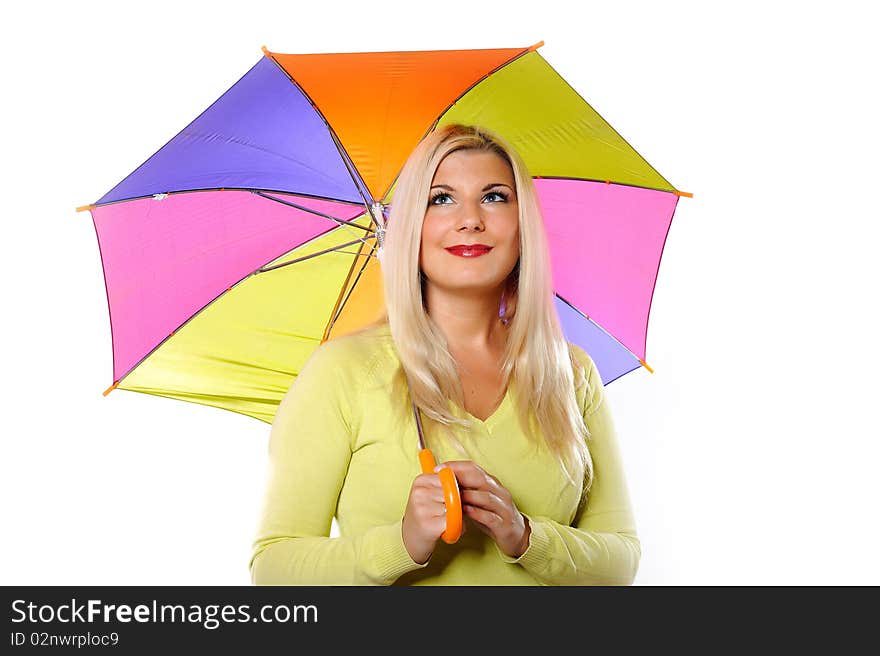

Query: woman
[[250, 124, 640, 585]]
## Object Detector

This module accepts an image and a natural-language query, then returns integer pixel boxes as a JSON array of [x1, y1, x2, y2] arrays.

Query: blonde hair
[[360, 123, 594, 491]]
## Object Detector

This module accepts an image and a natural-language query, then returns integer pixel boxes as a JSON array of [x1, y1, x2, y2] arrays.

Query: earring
[[499, 290, 510, 326]]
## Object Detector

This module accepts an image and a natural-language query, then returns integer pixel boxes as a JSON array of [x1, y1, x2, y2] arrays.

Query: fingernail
[[433, 464, 443, 473]]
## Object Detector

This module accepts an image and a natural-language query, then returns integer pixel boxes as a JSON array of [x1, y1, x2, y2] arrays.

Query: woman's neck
[[424, 284, 512, 352]]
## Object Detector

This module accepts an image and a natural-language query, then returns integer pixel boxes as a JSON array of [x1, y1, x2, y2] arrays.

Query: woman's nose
[[458, 218, 484, 232], [457, 202, 486, 231]]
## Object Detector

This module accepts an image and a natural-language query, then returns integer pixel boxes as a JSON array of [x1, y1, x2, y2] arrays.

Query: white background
[[2, 0, 877, 586]]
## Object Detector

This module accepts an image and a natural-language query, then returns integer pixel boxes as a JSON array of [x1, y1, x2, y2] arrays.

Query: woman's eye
[[429, 191, 509, 205]]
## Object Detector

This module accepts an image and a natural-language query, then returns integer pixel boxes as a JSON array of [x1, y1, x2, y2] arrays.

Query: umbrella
[[77, 41, 690, 423]]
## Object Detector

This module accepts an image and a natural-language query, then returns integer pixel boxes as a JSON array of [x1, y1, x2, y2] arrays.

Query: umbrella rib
[[254, 190, 373, 234], [336, 239, 377, 312], [261, 48, 374, 213], [77, 186, 367, 213], [103, 231, 378, 393], [318, 128, 389, 301], [379, 43, 540, 202], [254, 190, 380, 263], [257, 236, 376, 273], [322, 238, 380, 342], [555, 293, 654, 373], [260, 46, 383, 339], [333, 249, 378, 258], [533, 175, 692, 197], [533, 51, 678, 193], [326, 127, 374, 208], [373, 46, 692, 200]]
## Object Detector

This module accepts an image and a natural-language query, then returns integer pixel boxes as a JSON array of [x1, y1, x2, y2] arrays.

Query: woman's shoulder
[[567, 341, 602, 387], [305, 322, 395, 379], [327, 321, 393, 354], [566, 341, 605, 417]]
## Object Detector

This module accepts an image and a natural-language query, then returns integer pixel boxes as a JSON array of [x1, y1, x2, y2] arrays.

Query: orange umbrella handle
[[418, 448, 463, 544]]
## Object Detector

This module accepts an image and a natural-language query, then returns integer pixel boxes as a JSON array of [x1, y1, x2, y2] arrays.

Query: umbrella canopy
[[78, 41, 689, 423]]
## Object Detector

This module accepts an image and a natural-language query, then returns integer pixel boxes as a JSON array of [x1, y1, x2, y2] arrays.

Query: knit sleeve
[[249, 340, 429, 585], [493, 349, 642, 585]]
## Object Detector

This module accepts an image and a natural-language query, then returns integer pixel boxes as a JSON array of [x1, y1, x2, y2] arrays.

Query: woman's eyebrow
[[430, 183, 514, 191]]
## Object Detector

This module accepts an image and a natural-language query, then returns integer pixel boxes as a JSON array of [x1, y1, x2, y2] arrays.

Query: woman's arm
[[249, 342, 429, 585], [493, 353, 642, 585]]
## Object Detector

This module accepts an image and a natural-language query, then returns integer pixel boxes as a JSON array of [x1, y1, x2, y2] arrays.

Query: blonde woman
[[250, 124, 640, 585]]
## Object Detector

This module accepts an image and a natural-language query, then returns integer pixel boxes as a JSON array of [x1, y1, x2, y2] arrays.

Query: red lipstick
[[445, 245, 492, 257]]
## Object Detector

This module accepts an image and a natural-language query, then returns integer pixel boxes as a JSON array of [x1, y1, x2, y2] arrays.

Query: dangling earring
[[499, 289, 510, 326]]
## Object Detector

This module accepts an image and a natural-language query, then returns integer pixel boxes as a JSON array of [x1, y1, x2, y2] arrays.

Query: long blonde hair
[[361, 123, 594, 491]]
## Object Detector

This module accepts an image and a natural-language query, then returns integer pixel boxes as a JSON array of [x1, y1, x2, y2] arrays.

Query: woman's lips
[[445, 246, 492, 257]]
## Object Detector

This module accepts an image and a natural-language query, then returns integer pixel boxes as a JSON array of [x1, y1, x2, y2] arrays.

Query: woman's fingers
[[461, 489, 507, 528], [439, 461, 507, 497], [412, 482, 447, 510], [414, 472, 443, 488], [463, 504, 503, 527], [460, 488, 504, 512], [403, 472, 452, 563], [433, 459, 528, 557]]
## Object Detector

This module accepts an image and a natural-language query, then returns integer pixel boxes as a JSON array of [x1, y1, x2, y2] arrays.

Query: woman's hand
[[439, 460, 531, 559], [401, 472, 466, 564]]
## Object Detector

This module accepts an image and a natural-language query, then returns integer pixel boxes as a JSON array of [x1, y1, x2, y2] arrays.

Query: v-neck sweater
[[250, 322, 640, 585]]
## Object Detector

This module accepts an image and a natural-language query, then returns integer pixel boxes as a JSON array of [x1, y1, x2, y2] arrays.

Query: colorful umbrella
[[78, 41, 690, 423]]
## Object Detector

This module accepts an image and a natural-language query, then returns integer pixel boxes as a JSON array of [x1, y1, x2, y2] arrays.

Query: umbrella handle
[[418, 448, 463, 544]]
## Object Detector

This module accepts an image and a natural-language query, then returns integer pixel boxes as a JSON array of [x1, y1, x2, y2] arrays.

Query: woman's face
[[419, 149, 520, 297]]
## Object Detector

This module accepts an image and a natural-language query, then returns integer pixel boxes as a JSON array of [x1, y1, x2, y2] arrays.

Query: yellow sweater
[[250, 323, 640, 585]]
